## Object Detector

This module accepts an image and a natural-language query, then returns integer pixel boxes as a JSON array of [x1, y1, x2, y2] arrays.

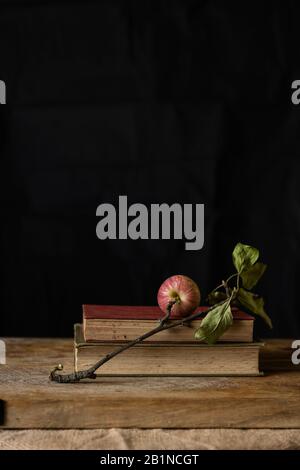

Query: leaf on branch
[[237, 287, 272, 328], [207, 290, 227, 306], [194, 301, 233, 344], [241, 262, 267, 290], [232, 242, 259, 273]]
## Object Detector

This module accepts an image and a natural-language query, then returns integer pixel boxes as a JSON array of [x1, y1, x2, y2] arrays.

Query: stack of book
[[74, 305, 263, 376]]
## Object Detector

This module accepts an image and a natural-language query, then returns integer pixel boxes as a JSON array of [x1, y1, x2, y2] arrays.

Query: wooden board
[[0, 338, 299, 429]]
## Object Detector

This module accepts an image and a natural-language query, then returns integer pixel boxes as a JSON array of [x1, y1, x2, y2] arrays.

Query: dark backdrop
[[1, 1, 300, 338]]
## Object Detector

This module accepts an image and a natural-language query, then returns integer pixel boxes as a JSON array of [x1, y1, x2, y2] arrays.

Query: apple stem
[[159, 300, 177, 326], [49, 299, 228, 383]]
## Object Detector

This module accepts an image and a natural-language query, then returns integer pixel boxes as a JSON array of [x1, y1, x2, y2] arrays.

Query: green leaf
[[241, 262, 267, 290], [232, 242, 259, 273], [207, 290, 227, 306], [237, 288, 272, 328], [194, 301, 233, 344]]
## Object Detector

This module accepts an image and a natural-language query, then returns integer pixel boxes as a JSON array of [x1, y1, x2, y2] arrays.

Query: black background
[[1, 1, 300, 338]]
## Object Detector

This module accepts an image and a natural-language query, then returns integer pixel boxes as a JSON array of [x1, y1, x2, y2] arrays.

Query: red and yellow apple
[[157, 275, 201, 317]]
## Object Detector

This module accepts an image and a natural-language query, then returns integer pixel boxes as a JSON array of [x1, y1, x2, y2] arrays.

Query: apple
[[157, 275, 201, 318]]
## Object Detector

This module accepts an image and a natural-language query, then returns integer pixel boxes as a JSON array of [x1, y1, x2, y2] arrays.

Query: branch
[[50, 299, 228, 383]]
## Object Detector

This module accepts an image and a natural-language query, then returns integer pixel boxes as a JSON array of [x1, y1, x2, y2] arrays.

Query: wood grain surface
[[0, 338, 299, 429]]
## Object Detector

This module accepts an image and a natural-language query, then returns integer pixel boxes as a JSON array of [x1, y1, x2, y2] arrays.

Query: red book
[[82, 305, 254, 343]]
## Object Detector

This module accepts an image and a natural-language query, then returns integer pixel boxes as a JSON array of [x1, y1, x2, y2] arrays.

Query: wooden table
[[0, 338, 299, 429]]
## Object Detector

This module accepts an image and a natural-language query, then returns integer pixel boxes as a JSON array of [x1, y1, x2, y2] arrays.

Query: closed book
[[83, 305, 254, 343], [74, 324, 262, 376]]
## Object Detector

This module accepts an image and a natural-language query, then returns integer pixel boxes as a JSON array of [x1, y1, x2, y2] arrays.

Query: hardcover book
[[82, 305, 254, 343], [74, 324, 262, 376]]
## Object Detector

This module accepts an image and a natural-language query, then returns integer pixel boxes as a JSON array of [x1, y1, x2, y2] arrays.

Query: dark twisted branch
[[50, 299, 227, 383]]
